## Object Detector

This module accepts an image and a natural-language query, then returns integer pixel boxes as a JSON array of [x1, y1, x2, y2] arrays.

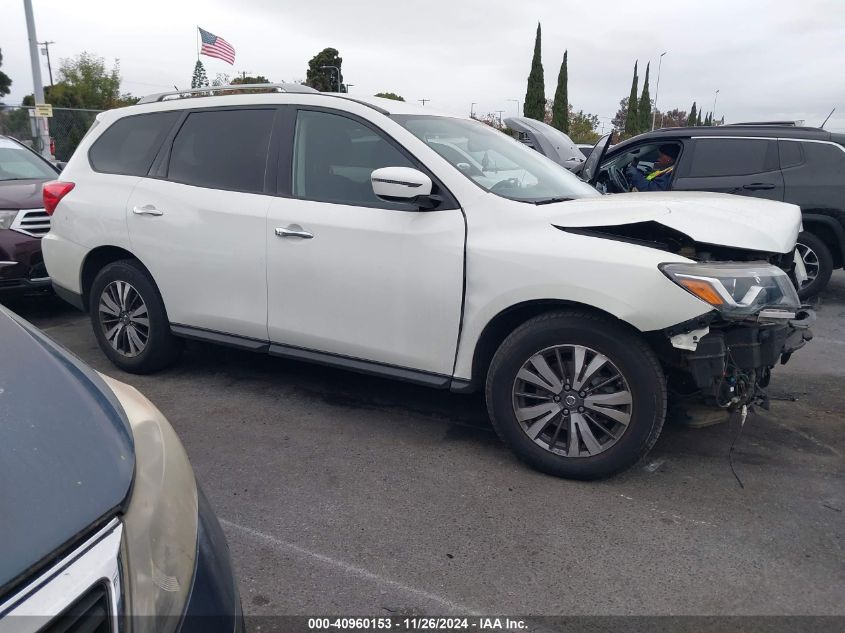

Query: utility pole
[[496, 110, 505, 126], [470, 102, 477, 118], [39, 40, 55, 86], [651, 51, 667, 130], [712, 89, 720, 124], [419, 99, 429, 106], [23, 0, 52, 160]]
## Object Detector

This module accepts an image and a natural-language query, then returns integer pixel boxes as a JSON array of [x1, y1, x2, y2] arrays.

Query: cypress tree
[[687, 102, 697, 126], [696, 109, 703, 126], [551, 50, 569, 132], [191, 60, 208, 89], [624, 62, 639, 137], [523, 23, 546, 121], [637, 62, 651, 133]]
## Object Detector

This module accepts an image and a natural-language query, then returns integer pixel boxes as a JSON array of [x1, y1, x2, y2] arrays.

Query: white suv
[[42, 86, 813, 479]]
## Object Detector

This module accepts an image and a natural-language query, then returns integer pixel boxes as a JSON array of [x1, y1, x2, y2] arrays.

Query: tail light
[[43, 181, 75, 215]]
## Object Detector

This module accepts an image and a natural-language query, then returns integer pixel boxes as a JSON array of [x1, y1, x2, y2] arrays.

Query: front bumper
[[674, 309, 814, 407], [178, 487, 244, 633], [0, 230, 50, 295]]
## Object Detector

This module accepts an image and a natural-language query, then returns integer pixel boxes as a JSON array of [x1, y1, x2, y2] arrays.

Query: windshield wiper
[[533, 197, 574, 205]]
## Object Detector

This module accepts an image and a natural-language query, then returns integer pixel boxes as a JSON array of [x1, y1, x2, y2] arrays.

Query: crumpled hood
[[0, 308, 134, 597], [550, 191, 802, 254]]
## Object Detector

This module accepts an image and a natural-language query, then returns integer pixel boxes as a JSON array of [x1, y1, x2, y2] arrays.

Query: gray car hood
[[549, 191, 802, 254], [0, 308, 134, 597], [504, 116, 585, 171]]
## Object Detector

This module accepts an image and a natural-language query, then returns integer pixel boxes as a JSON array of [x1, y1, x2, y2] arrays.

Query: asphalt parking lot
[[5, 273, 844, 618]]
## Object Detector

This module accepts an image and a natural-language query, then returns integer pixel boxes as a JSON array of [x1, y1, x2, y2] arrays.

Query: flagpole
[[196, 26, 200, 63]]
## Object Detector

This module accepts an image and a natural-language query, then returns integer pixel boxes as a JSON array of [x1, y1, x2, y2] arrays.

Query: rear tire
[[89, 260, 182, 374], [485, 311, 666, 480], [795, 231, 833, 300]]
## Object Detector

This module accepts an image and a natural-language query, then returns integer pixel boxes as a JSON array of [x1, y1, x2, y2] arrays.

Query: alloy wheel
[[512, 345, 633, 457], [98, 280, 150, 357], [795, 242, 820, 289]]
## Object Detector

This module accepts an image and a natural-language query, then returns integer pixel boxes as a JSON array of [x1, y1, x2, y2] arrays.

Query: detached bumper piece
[[681, 309, 814, 408]]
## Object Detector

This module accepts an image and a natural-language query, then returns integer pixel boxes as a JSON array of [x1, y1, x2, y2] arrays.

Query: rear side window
[[89, 112, 179, 176], [168, 109, 274, 193], [779, 140, 804, 169], [687, 138, 778, 177]]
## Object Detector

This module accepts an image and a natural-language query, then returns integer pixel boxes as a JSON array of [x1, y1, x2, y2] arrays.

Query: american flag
[[199, 27, 236, 65]]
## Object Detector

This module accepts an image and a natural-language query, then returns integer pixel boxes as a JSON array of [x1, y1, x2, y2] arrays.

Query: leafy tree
[[191, 60, 208, 89], [211, 73, 230, 87], [374, 92, 405, 101], [568, 107, 600, 144], [637, 62, 651, 134], [306, 48, 343, 92], [523, 23, 545, 121], [687, 102, 697, 126], [231, 75, 270, 84], [20, 53, 136, 160], [655, 108, 688, 128], [0, 50, 11, 99], [624, 62, 639, 137], [612, 97, 629, 133], [551, 50, 569, 132]]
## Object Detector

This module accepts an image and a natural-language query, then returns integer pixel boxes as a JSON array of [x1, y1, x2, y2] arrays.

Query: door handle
[[132, 204, 163, 216], [275, 225, 313, 239], [743, 183, 775, 191]]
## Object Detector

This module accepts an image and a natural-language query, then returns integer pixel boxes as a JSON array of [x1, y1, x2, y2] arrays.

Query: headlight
[[660, 262, 800, 318], [0, 210, 17, 230], [101, 376, 198, 633]]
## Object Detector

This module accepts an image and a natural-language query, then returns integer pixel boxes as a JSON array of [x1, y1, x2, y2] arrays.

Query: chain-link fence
[[0, 105, 102, 162]]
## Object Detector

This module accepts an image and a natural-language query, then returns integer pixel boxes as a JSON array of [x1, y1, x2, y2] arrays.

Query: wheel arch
[[801, 211, 845, 268], [80, 245, 153, 312], [463, 299, 641, 392]]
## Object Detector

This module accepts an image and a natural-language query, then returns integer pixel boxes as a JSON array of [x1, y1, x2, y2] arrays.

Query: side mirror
[[371, 167, 436, 207]]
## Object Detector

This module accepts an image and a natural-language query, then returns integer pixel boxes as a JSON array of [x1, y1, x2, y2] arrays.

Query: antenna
[[820, 108, 835, 129]]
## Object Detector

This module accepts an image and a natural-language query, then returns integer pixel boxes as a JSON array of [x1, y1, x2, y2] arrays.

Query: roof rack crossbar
[[137, 83, 318, 104]]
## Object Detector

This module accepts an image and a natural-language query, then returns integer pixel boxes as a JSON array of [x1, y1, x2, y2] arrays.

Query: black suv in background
[[583, 126, 845, 298]]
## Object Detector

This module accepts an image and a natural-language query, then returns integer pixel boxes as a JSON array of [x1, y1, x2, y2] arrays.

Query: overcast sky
[[2, 0, 844, 131]]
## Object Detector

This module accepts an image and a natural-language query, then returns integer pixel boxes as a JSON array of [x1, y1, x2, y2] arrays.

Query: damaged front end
[[657, 262, 814, 411]]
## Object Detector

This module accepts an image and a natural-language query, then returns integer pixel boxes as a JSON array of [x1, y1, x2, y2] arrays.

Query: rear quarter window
[[88, 112, 180, 176]]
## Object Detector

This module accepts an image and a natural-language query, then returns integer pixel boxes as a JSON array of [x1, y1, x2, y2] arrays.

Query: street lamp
[[651, 51, 667, 131], [507, 99, 520, 116], [345, 84, 354, 93], [319, 65, 342, 92], [712, 89, 720, 124]]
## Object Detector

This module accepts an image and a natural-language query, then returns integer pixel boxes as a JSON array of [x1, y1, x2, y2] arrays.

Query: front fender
[[453, 228, 712, 379]]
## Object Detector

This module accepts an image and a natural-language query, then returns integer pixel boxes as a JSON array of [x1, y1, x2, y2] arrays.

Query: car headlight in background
[[0, 210, 17, 230], [660, 262, 800, 318], [101, 376, 198, 633]]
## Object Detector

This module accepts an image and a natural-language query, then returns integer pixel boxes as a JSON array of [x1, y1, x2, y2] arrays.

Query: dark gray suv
[[583, 126, 845, 298]]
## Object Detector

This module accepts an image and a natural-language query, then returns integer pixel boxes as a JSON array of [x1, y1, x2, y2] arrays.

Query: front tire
[[485, 311, 666, 480], [795, 231, 833, 300], [89, 260, 182, 374]]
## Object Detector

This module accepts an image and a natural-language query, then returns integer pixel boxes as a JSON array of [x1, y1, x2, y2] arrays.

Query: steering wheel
[[608, 165, 630, 193], [490, 178, 520, 193]]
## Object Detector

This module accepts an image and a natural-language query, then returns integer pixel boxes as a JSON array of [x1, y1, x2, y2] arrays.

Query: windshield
[[0, 138, 57, 181], [393, 115, 599, 203]]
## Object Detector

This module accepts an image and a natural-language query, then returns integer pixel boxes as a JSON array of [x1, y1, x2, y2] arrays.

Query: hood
[[550, 191, 802, 254], [0, 179, 50, 210], [504, 116, 585, 171], [0, 307, 134, 597]]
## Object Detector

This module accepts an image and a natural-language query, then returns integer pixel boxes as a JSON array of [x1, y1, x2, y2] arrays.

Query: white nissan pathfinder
[[41, 85, 814, 479]]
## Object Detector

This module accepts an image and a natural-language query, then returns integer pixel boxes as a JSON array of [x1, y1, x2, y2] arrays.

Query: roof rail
[[137, 83, 319, 105]]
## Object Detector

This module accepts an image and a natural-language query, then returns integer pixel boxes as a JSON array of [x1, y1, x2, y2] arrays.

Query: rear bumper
[[0, 230, 49, 294]]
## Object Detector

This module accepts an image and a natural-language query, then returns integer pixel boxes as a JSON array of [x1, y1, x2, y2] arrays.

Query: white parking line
[[220, 518, 481, 615]]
